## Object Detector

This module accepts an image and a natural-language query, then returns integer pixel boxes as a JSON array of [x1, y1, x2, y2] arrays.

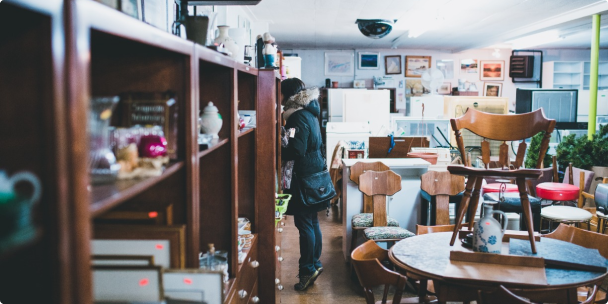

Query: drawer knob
[[251, 296, 260, 303], [238, 290, 247, 299], [278, 228, 284, 233], [277, 284, 284, 291], [281, 221, 285, 226], [275, 278, 281, 285], [250, 260, 259, 268], [275, 246, 281, 252], [278, 256, 283, 262]]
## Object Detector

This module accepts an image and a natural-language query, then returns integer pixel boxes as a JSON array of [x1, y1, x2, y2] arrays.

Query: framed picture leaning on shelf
[[358, 52, 379, 69], [438, 82, 452, 95], [119, 0, 142, 20], [483, 82, 502, 97], [405, 55, 431, 78], [385, 55, 402, 75], [325, 52, 354, 76], [480, 60, 505, 81]]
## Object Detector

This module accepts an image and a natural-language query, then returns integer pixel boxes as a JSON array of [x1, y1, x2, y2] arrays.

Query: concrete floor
[[279, 204, 418, 304]]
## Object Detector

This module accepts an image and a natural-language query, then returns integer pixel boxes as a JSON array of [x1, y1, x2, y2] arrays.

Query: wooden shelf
[[196, 44, 236, 68], [198, 138, 229, 158], [239, 128, 256, 137], [236, 62, 258, 75], [90, 161, 185, 217]]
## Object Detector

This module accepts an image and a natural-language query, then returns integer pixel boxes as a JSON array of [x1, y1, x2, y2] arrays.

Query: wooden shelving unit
[[1, 1, 280, 303]]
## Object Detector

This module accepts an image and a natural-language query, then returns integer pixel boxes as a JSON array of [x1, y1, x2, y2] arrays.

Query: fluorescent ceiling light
[[507, 30, 564, 49]]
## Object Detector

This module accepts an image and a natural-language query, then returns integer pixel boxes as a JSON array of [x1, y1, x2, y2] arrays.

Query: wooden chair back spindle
[[514, 140, 527, 169], [350, 161, 390, 213]]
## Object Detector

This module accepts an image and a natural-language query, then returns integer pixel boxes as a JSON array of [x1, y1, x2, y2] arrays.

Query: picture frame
[[164, 269, 224, 304], [438, 82, 452, 95], [93, 224, 186, 268], [436, 59, 454, 79], [353, 79, 366, 88], [93, 265, 164, 301], [358, 52, 379, 69], [483, 82, 503, 97], [119, 0, 142, 20], [460, 59, 478, 74], [385, 55, 402, 75], [325, 52, 354, 76], [405, 56, 431, 78], [480, 60, 505, 81]]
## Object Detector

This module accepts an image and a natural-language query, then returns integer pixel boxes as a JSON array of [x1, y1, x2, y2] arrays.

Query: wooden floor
[[279, 204, 417, 303]]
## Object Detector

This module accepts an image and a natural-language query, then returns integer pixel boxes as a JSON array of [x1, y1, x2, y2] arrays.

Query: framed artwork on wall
[[325, 52, 354, 76], [436, 59, 454, 79], [483, 82, 503, 97], [438, 82, 452, 95], [358, 52, 379, 69], [385, 55, 402, 75], [405, 56, 431, 78], [480, 60, 505, 81], [461, 59, 478, 74]]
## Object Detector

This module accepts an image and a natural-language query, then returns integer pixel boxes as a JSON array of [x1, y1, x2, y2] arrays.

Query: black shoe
[[294, 270, 319, 291], [311, 266, 323, 284]]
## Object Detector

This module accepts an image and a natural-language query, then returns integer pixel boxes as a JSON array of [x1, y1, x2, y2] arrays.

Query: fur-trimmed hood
[[283, 87, 320, 110]]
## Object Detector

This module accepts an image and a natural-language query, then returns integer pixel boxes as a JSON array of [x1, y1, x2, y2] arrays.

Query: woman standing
[[281, 78, 329, 291]]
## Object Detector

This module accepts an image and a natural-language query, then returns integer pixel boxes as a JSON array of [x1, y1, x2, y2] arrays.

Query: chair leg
[[516, 178, 537, 254], [362, 287, 375, 304], [450, 177, 477, 246], [382, 284, 390, 303], [466, 178, 484, 231]]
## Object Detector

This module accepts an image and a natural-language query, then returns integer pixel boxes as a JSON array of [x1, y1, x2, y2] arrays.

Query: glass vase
[[89, 96, 121, 184]]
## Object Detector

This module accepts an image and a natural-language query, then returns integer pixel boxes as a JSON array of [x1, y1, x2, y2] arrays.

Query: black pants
[[293, 211, 323, 276]]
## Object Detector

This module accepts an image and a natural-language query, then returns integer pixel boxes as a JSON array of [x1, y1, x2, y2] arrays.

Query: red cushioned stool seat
[[482, 183, 519, 194], [535, 182, 580, 201]]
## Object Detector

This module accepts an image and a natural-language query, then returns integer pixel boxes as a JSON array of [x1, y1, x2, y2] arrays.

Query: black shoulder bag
[[298, 149, 337, 207]]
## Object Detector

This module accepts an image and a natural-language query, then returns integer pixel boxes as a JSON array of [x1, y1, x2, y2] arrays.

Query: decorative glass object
[[89, 96, 121, 184]]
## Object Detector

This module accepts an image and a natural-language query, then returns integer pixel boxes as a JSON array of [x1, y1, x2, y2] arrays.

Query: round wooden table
[[389, 232, 608, 303]]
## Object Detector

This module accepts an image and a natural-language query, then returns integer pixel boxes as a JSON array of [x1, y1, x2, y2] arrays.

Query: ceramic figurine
[[214, 25, 238, 60], [200, 102, 223, 138], [473, 204, 508, 253], [263, 32, 277, 68]]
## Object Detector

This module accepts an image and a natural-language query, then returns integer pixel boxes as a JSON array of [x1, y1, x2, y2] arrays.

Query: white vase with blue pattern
[[473, 204, 508, 254]]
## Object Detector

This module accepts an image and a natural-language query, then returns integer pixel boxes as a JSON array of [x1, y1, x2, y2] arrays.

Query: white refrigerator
[[327, 89, 360, 122], [342, 89, 390, 136]]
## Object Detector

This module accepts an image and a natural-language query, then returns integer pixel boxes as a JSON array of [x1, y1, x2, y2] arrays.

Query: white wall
[[281, 48, 608, 113]]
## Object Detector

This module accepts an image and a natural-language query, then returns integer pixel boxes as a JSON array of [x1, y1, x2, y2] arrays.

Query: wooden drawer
[[233, 238, 258, 303]]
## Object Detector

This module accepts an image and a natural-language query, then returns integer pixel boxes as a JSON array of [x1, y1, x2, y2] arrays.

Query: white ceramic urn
[[472, 204, 508, 254], [200, 102, 223, 138], [214, 25, 239, 61]]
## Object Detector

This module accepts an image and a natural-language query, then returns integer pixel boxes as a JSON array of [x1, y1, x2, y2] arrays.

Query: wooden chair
[[420, 171, 465, 225], [329, 140, 349, 206], [580, 178, 608, 233], [540, 164, 595, 232], [358, 170, 415, 245], [448, 108, 556, 254], [351, 240, 419, 304], [349, 162, 399, 254], [543, 224, 608, 304], [477, 285, 537, 304]]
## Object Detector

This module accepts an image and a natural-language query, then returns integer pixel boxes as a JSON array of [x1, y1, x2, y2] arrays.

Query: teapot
[[0, 170, 41, 205], [473, 204, 508, 254]]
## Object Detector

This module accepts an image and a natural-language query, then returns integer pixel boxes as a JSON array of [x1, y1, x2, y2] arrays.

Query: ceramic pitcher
[[473, 204, 508, 254], [0, 170, 41, 205]]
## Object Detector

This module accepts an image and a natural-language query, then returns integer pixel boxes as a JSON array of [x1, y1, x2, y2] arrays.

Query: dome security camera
[[355, 19, 396, 39]]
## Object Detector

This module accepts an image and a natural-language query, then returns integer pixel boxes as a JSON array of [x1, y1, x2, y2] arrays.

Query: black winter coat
[[282, 88, 330, 215]]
